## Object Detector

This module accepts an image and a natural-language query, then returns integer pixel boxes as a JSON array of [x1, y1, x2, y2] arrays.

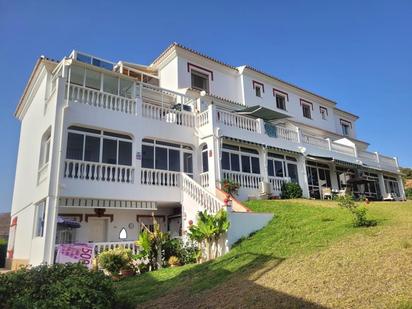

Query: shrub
[[220, 179, 240, 196], [0, 263, 116, 308], [281, 182, 303, 199], [405, 188, 412, 200], [98, 247, 133, 275], [337, 195, 377, 227], [168, 256, 180, 267], [162, 237, 199, 265]]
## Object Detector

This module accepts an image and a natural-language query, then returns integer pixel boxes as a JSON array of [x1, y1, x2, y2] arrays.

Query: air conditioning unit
[[259, 182, 272, 195]]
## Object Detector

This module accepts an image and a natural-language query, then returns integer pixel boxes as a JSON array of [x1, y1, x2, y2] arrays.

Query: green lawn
[[115, 199, 412, 308]]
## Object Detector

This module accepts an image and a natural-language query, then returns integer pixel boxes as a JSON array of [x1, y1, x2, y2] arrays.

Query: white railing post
[[296, 127, 301, 144], [257, 118, 265, 134], [326, 138, 332, 151], [375, 152, 381, 166]]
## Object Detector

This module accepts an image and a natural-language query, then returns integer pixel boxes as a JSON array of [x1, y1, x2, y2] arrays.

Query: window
[[103, 75, 119, 95], [255, 85, 262, 97], [275, 94, 286, 110], [267, 153, 298, 182], [141, 139, 193, 173], [191, 70, 209, 92], [320, 107, 327, 120], [201, 145, 209, 172], [85, 69, 101, 90], [222, 144, 259, 174], [302, 104, 311, 119], [34, 200, 46, 237], [119, 228, 127, 240], [39, 130, 51, 168], [341, 123, 350, 136], [66, 126, 132, 166]]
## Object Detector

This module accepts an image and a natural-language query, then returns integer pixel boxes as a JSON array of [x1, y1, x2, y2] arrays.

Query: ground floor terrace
[[55, 200, 182, 256], [218, 138, 405, 201]]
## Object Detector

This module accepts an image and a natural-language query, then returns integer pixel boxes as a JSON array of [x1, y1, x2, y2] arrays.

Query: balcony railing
[[217, 110, 260, 132], [94, 241, 139, 255], [140, 168, 180, 187], [142, 102, 196, 128], [66, 84, 136, 114], [63, 160, 134, 183], [222, 171, 263, 189], [199, 172, 210, 188], [301, 133, 329, 150], [269, 176, 290, 193]]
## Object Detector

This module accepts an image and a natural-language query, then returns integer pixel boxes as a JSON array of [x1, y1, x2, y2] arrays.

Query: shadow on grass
[[115, 252, 327, 309]]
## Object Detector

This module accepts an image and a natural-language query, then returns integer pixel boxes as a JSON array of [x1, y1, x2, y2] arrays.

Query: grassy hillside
[[115, 200, 412, 308]]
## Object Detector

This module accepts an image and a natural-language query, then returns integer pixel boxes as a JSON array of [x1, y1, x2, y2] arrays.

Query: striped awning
[[221, 136, 301, 155]]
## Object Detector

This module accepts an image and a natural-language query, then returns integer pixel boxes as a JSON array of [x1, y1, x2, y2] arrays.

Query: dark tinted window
[[102, 139, 117, 164], [241, 155, 251, 173], [287, 163, 299, 183], [155, 147, 167, 170], [84, 136, 100, 162], [169, 149, 180, 172], [230, 154, 240, 172], [66, 133, 84, 160], [251, 157, 260, 174], [268, 160, 274, 177], [275, 161, 284, 177], [118, 141, 132, 166], [202, 150, 209, 172], [183, 153, 193, 174], [222, 152, 230, 170], [142, 145, 154, 168]]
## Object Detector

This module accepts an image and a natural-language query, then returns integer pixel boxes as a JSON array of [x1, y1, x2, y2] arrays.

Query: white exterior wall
[[176, 55, 243, 103], [158, 56, 179, 92], [10, 67, 58, 265]]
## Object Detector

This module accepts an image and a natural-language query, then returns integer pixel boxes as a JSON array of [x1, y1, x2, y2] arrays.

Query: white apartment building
[[7, 43, 405, 269]]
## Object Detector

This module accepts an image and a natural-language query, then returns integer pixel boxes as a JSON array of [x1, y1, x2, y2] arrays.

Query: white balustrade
[[331, 143, 355, 156], [66, 84, 136, 114], [276, 126, 299, 143], [181, 173, 223, 214], [140, 168, 180, 187], [63, 160, 134, 183], [199, 172, 209, 188], [269, 176, 290, 194], [217, 110, 259, 132], [93, 241, 139, 255], [301, 133, 329, 149], [222, 171, 262, 189], [142, 102, 196, 128], [379, 155, 398, 171], [358, 151, 379, 165], [197, 110, 209, 127]]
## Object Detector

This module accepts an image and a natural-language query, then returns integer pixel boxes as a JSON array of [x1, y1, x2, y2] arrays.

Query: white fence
[[93, 241, 139, 255], [140, 168, 180, 187], [276, 126, 299, 143], [269, 176, 290, 194], [222, 171, 262, 189], [200, 172, 209, 188], [217, 110, 259, 132], [301, 133, 329, 149], [63, 160, 134, 183], [181, 173, 223, 214], [142, 102, 196, 128], [67, 84, 136, 114]]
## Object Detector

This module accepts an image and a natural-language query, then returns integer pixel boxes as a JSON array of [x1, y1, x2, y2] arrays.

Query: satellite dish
[[200, 90, 206, 97]]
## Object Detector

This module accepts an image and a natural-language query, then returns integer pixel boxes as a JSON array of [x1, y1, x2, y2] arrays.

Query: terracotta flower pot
[[120, 268, 135, 277]]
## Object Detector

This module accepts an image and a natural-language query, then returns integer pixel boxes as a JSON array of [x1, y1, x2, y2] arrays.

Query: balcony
[[199, 106, 399, 173]]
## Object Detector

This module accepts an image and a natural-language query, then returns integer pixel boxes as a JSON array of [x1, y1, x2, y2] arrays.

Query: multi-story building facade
[[7, 43, 405, 269]]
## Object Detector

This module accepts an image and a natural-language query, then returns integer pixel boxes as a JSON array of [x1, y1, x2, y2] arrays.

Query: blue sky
[[0, 0, 411, 212]]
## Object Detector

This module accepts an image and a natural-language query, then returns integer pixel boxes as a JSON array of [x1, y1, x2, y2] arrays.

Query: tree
[[188, 210, 230, 261]]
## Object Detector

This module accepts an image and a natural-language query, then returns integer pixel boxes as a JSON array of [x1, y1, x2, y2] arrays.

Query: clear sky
[[0, 0, 411, 212]]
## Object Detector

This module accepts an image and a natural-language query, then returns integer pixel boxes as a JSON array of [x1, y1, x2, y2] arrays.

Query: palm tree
[[188, 210, 230, 261]]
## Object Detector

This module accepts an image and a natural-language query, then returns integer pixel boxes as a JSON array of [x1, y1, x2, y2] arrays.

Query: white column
[[261, 147, 269, 182], [297, 155, 310, 198], [397, 175, 406, 200], [377, 173, 387, 199], [330, 163, 339, 191], [43, 196, 59, 264]]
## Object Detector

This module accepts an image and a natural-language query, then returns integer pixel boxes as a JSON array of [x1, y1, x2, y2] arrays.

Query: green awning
[[235, 105, 290, 121]]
